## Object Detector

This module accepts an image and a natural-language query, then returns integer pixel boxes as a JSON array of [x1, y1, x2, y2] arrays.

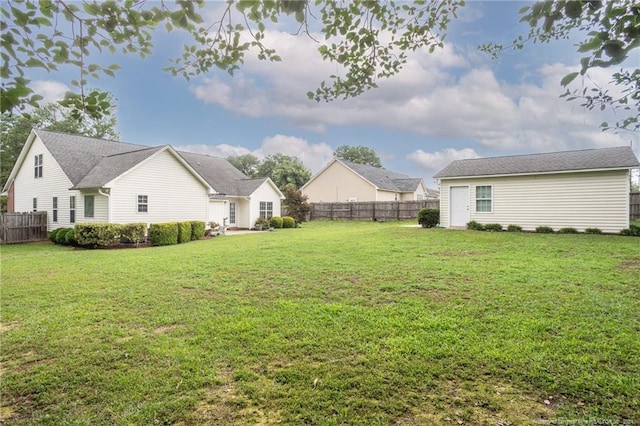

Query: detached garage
[[434, 146, 639, 233]]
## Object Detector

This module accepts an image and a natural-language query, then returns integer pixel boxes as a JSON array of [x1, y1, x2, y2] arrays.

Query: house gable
[[302, 159, 376, 202]]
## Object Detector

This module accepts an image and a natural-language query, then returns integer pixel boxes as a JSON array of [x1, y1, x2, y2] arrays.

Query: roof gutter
[[98, 188, 111, 222], [436, 166, 636, 180]]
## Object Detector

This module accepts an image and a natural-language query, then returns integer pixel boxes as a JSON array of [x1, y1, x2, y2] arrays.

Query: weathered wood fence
[[0, 212, 48, 244], [310, 200, 439, 221], [631, 192, 640, 221]]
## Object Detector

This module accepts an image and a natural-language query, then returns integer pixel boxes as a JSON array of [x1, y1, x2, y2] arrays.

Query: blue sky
[[28, 1, 639, 187]]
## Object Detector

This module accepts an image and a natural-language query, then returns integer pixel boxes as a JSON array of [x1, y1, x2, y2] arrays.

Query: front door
[[228, 202, 237, 226], [450, 186, 469, 227]]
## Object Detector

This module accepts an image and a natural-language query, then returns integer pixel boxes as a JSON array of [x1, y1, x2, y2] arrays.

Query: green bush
[[75, 223, 123, 248], [63, 228, 77, 246], [254, 217, 270, 230], [558, 227, 578, 234], [178, 222, 192, 244], [418, 208, 440, 228], [535, 226, 555, 234], [120, 223, 147, 245], [270, 216, 284, 229], [54, 228, 70, 245], [484, 223, 503, 232], [585, 228, 602, 234], [149, 223, 179, 246], [506, 224, 522, 232], [49, 228, 61, 242], [282, 216, 295, 229], [620, 224, 640, 236], [190, 221, 206, 240], [467, 221, 484, 231]]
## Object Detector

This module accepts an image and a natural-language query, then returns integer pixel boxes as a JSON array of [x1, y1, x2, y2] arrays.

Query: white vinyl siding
[[245, 182, 282, 229], [109, 150, 209, 224], [439, 170, 632, 233]]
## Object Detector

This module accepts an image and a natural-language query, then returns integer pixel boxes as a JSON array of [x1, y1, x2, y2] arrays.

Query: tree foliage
[[282, 183, 311, 223], [255, 153, 311, 189], [2, 0, 463, 118], [226, 153, 260, 177], [335, 145, 382, 167], [481, 0, 640, 132], [1, 100, 119, 188]]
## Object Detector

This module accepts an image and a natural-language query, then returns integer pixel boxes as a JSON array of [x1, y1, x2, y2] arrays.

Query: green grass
[[1, 221, 639, 425]]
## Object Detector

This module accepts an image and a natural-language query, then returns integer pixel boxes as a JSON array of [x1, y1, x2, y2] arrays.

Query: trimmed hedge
[[254, 217, 270, 230], [75, 223, 122, 248], [585, 228, 602, 234], [506, 224, 522, 232], [418, 208, 439, 228], [63, 228, 77, 246], [620, 224, 640, 236], [483, 223, 503, 232], [49, 228, 62, 242], [270, 216, 284, 229], [149, 223, 179, 246], [558, 227, 578, 234], [178, 222, 192, 244], [120, 223, 147, 245], [535, 226, 555, 234], [282, 216, 295, 228], [467, 221, 484, 231], [190, 221, 206, 240]]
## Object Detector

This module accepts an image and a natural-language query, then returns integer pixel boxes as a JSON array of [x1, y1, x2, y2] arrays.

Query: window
[[70, 196, 76, 223], [259, 201, 273, 218], [52, 197, 58, 222], [34, 154, 43, 178], [137, 195, 148, 213], [229, 202, 236, 224], [475, 185, 492, 213], [417, 194, 424, 201], [84, 195, 94, 218], [32, 197, 37, 211]]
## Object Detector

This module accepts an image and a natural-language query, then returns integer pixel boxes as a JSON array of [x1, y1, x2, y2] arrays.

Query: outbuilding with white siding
[[433, 146, 639, 233]]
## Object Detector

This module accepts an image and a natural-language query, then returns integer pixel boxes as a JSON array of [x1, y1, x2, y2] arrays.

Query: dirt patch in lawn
[[618, 258, 640, 273], [0, 321, 19, 333]]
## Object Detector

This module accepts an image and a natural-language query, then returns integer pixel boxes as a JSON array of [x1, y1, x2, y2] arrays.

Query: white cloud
[[407, 147, 480, 173], [31, 80, 69, 104]]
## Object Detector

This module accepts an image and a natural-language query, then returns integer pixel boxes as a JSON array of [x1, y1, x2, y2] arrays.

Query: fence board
[[310, 200, 439, 221], [0, 212, 48, 244], [631, 192, 640, 221]]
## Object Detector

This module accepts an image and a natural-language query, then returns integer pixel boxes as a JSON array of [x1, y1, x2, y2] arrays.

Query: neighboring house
[[302, 157, 432, 202], [3, 129, 284, 231], [433, 146, 640, 233]]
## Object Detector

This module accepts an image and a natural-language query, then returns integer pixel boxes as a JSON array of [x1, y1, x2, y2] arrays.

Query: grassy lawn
[[1, 221, 639, 425]]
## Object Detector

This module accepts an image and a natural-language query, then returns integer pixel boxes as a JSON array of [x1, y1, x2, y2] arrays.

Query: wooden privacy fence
[[310, 200, 439, 221], [0, 212, 48, 244], [631, 192, 640, 221]]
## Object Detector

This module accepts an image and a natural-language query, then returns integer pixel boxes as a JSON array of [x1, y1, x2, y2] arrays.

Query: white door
[[450, 186, 469, 227]]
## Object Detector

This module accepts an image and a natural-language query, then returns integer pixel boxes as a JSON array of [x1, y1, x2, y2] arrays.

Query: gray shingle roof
[[433, 146, 639, 179], [338, 159, 423, 192], [35, 129, 269, 195]]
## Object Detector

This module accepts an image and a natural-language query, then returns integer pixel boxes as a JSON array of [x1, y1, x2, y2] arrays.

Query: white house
[[433, 146, 639, 233], [3, 129, 284, 231], [302, 157, 432, 202]]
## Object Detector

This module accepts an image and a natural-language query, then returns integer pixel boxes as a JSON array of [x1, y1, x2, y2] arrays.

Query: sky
[[27, 1, 640, 188]]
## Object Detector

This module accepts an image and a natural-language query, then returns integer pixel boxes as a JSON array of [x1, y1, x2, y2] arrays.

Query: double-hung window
[[475, 185, 492, 213], [70, 196, 76, 223], [84, 195, 94, 218], [52, 197, 58, 222], [32, 197, 38, 211], [137, 195, 148, 213], [259, 201, 273, 219], [34, 154, 43, 178]]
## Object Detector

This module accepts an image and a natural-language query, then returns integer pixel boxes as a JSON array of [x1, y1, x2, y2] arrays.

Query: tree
[[1, 100, 119, 188], [256, 153, 311, 189], [226, 154, 260, 177], [282, 183, 311, 223], [481, 0, 640, 132], [335, 145, 382, 167]]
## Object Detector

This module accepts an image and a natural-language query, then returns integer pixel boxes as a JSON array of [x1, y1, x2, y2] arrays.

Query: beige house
[[302, 158, 430, 202], [434, 146, 639, 233]]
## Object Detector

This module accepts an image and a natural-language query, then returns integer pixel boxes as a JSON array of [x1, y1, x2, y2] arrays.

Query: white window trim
[[475, 185, 493, 213], [84, 195, 94, 218]]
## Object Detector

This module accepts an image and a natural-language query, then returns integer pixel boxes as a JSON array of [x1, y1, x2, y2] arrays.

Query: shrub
[[418, 208, 440, 228], [506, 224, 522, 232], [55, 228, 70, 245], [270, 216, 284, 229], [585, 227, 602, 234], [535, 226, 555, 234], [558, 227, 578, 234], [75, 223, 123, 248], [177, 222, 192, 244], [484, 223, 503, 232], [190, 221, 206, 240], [620, 224, 640, 236], [63, 228, 77, 246], [282, 216, 295, 229], [148, 223, 179, 246], [254, 217, 270, 230], [120, 223, 147, 245], [49, 228, 61, 242], [467, 221, 484, 231]]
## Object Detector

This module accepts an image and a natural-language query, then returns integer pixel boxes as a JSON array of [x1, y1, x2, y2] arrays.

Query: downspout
[[98, 188, 111, 223]]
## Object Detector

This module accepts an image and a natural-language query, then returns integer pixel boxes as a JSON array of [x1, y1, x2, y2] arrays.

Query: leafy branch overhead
[[2, 0, 463, 118], [481, 0, 640, 132]]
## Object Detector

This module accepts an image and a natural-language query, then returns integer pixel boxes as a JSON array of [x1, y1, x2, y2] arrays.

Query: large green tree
[[0, 100, 119, 188], [226, 154, 260, 178], [335, 145, 382, 167], [256, 153, 311, 189], [282, 183, 311, 223]]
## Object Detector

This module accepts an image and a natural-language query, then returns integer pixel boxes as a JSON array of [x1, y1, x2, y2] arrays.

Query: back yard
[[1, 221, 638, 425]]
